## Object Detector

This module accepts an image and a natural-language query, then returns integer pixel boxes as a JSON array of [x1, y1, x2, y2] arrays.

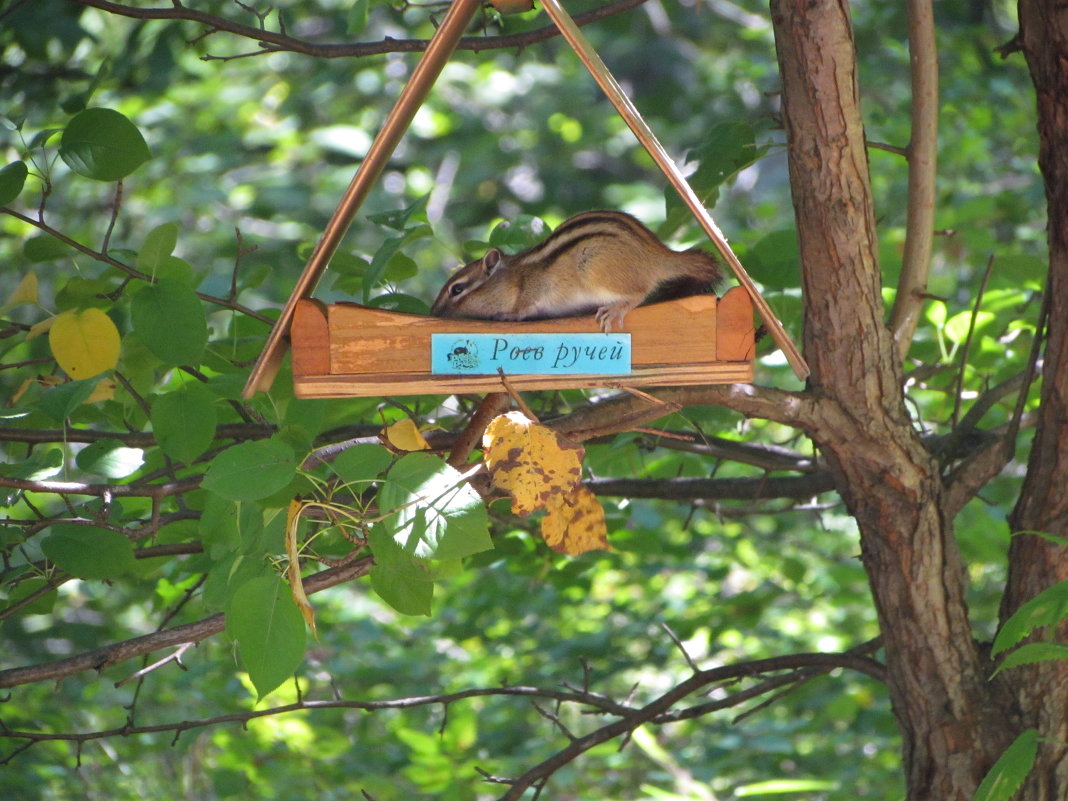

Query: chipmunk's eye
[[450, 282, 466, 297]]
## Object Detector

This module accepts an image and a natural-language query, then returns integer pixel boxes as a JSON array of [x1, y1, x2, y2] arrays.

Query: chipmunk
[[430, 210, 724, 332]]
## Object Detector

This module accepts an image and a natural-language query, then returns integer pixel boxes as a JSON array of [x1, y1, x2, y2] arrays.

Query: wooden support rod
[[243, 0, 484, 398], [539, 0, 809, 381]]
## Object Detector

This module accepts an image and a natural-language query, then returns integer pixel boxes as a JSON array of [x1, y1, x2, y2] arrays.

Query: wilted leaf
[[541, 485, 609, 555], [285, 498, 317, 638], [483, 411, 584, 516], [48, 307, 121, 379], [382, 418, 430, 452]]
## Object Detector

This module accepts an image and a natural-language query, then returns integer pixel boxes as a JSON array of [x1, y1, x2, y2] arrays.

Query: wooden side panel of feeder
[[291, 286, 755, 398]]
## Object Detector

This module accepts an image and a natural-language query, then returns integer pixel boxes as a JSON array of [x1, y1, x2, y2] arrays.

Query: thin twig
[[950, 254, 996, 427], [69, 0, 651, 60]]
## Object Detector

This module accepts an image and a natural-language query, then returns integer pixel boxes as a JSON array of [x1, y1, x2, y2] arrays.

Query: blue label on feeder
[[431, 333, 632, 376]]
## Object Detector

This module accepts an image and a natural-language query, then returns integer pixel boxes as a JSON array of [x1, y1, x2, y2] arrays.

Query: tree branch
[[551, 384, 822, 443], [492, 650, 885, 800], [0, 558, 372, 689], [1, 644, 883, 775], [0, 207, 274, 325], [0, 474, 200, 500], [887, 0, 939, 359], [587, 472, 835, 502], [70, 0, 650, 60]]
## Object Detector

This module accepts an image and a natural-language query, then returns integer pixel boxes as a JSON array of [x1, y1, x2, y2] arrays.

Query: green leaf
[[0, 448, 63, 507], [200, 495, 263, 558], [992, 580, 1068, 656], [59, 107, 151, 181], [27, 127, 62, 150], [0, 161, 28, 205], [41, 524, 136, 579], [366, 292, 429, 314], [944, 310, 996, 346], [202, 439, 297, 501], [4, 577, 57, 615], [348, 0, 370, 34], [742, 229, 801, 290], [1016, 530, 1068, 548], [150, 382, 218, 464], [377, 453, 492, 561], [74, 440, 144, 478], [971, 729, 1038, 801], [23, 234, 75, 262], [225, 575, 307, 700], [202, 552, 271, 612], [663, 122, 767, 236], [367, 194, 428, 231], [370, 564, 434, 616], [137, 222, 179, 275], [992, 642, 1068, 676], [130, 278, 208, 366], [735, 779, 838, 796], [330, 444, 393, 484], [39, 377, 100, 423]]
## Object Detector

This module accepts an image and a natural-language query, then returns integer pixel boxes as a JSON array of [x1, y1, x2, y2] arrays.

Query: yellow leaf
[[482, 411, 584, 517], [285, 498, 317, 639], [382, 418, 430, 452], [86, 377, 116, 404], [541, 486, 609, 556], [26, 317, 54, 340], [48, 308, 121, 380], [2, 272, 38, 311]]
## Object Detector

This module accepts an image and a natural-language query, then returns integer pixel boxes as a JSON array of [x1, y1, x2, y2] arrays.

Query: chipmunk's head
[[430, 248, 513, 319]]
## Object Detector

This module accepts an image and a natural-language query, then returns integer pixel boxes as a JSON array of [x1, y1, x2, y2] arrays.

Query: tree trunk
[[769, 1, 1008, 797], [1001, 1, 1068, 797]]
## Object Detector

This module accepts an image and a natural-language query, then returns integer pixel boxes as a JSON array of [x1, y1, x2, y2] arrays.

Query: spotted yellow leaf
[[49, 308, 121, 379], [482, 411, 584, 517], [382, 418, 430, 452], [541, 486, 608, 555]]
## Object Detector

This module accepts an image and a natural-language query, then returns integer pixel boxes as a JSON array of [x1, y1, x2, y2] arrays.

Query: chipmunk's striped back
[[431, 210, 723, 331]]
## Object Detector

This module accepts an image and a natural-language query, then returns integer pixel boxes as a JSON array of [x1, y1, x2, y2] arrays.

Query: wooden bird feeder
[[243, 0, 807, 401]]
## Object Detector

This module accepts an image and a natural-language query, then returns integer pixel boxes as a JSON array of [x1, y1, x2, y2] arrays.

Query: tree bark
[[1001, 1, 1068, 797], [769, 1, 1007, 797]]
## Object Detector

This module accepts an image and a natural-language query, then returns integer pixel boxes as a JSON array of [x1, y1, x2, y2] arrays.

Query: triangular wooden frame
[[242, 0, 808, 399]]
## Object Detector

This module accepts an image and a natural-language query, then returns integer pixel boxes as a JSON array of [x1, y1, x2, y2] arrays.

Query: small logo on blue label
[[431, 333, 632, 376]]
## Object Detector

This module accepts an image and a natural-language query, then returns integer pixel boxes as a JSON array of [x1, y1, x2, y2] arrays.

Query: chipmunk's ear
[[482, 248, 502, 274]]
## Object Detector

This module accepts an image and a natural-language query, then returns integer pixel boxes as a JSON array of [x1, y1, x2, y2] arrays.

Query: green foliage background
[[0, 0, 1045, 798]]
